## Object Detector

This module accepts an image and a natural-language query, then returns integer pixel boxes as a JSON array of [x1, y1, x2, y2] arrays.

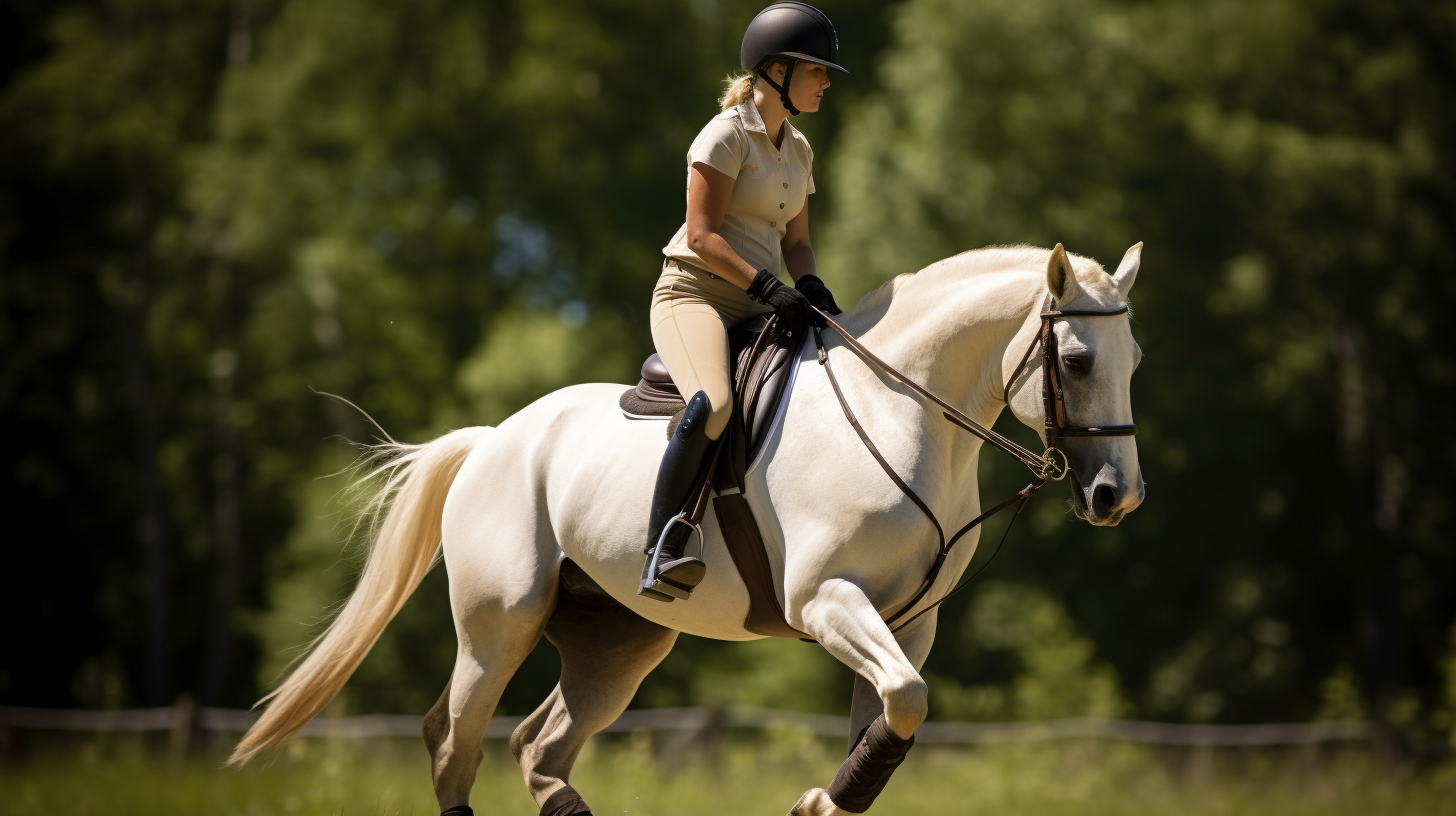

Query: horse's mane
[[851, 244, 1114, 315]]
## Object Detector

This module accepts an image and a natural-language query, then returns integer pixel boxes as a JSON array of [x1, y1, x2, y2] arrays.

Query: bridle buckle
[[1041, 447, 1069, 481]]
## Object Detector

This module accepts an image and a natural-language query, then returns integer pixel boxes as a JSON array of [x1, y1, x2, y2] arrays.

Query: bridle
[[810, 294, 1137, 631], [1003, 301, 1141, 466]]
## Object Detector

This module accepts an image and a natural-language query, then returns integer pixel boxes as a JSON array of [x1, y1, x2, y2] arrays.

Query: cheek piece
[[756, 58, 800, 116]]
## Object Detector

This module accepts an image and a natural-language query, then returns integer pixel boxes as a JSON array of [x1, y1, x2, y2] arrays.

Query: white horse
[[230, 243, 1145, 816]]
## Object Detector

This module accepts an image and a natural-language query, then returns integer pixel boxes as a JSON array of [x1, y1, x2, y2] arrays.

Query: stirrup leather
[[639, 512, 705, 601]]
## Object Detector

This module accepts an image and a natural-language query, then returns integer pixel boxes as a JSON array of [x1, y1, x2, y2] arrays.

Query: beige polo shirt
[[662, 101, 816, 277]]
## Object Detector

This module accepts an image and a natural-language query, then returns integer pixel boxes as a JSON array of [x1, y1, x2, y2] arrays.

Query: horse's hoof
[[787, 788, 845, 816]]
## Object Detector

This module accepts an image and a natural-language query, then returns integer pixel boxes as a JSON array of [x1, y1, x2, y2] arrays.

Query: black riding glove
[[746, 269, 817, 332], [794, 274, 842, 316]]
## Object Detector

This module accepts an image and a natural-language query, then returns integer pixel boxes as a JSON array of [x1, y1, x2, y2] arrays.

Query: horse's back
[[449, 382, 761, 641]]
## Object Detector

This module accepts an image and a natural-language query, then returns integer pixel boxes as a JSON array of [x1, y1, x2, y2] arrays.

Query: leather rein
[[810, 297, 1137, 632]]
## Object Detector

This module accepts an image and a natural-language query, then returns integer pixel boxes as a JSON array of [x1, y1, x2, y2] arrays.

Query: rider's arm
[[780, 198, 816, 284], [685, 162, 761, 290]]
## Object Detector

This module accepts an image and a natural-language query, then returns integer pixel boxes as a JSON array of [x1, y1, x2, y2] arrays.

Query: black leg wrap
[[826, 715, 915, 814], [440, 807, 473, 816], [541, 784, 592, 816]]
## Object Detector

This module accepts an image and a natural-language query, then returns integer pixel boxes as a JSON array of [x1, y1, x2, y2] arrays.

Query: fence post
[[169, 693, 198, 761], [700, 706, 726, 777]]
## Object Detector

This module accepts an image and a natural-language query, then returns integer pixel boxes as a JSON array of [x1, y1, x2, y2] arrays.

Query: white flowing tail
[[228, 426, 490, 765]]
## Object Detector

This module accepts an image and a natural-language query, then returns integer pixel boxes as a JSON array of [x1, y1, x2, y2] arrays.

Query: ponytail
[[719, 71, 756, 111]]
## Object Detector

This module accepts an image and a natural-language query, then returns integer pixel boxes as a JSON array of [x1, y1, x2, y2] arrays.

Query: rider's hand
[[794, 274, 842, 317], [746, 269, 817, 332]]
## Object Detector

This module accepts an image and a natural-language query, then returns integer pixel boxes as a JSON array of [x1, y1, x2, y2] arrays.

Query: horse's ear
[[1047, 243, 1081, 305], [1112, 242, 1142, 299]]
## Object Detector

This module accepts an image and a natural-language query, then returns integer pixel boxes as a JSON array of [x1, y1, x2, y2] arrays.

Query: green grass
[[3, 732, 1453, 815]]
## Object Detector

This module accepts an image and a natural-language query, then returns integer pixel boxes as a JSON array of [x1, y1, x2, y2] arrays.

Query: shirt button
[[782, 182, 788, 188], [779, 203, 785, 209], [770, 221, 777, 227], [777, 157, 782, 162]]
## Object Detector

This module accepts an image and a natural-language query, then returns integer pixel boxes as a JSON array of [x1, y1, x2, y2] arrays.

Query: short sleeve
[[687, 114, 746, 179], [798, 132, 816, 194]]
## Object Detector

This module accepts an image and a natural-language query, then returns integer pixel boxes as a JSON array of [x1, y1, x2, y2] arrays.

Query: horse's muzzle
[[1070, 465, 1143, 526]]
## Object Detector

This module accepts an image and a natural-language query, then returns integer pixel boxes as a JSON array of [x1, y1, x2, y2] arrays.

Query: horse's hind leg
[[424, 577, 554, 813], [510, 561, 677, 814], [426, 464, 561, 813]]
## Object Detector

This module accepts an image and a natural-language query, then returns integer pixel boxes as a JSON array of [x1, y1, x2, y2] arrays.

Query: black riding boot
[[639, 390, 717, 602]]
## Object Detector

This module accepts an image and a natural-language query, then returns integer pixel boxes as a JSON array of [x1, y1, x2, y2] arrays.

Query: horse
[[228, 242, 1146, 816]]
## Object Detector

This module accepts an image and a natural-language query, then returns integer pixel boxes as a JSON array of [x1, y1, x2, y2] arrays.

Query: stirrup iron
[[639, 512, 704, 601]]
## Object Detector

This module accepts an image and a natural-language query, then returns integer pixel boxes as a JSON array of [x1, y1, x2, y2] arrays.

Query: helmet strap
[[756, 58, 800, 116]]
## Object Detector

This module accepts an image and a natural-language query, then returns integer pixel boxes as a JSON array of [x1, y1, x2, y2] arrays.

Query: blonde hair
[[719, 71, 756, 111], [719, 60, 785, 110]]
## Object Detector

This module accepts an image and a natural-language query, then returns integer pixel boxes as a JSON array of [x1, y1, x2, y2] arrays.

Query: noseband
[[810, 294, 1137, 631]]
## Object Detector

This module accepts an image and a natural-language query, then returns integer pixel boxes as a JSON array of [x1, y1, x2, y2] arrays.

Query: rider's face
[[764, 60, 831, 114]]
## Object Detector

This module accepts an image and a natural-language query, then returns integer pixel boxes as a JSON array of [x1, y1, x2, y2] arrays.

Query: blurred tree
[[928, 581, 1127, 721], [0, 0, 241, 707]]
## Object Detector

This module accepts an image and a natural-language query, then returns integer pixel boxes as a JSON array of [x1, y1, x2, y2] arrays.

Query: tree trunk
[[1332, 326, 1404, 749], [116, 182, 171, 707], [200, 341, 242, 706], [199, 2, 254, 708]]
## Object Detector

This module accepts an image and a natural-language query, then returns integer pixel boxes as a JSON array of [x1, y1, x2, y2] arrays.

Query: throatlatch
[[639, 390, 716, 602]]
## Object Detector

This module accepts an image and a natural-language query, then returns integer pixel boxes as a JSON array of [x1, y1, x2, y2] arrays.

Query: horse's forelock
[[1069, 257, 1129, 312]]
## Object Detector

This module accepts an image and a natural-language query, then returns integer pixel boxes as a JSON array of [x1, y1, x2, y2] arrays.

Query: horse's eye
[[1063, 355, 1091, 374]]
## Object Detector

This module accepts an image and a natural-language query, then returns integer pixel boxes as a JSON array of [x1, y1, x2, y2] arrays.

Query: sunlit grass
[[2, 731, 1453, 816]]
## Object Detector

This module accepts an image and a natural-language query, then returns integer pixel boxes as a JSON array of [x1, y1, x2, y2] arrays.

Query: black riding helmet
[[740, 2, 850, 116]]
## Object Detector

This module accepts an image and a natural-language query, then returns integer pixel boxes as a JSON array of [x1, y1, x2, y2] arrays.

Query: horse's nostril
[[1093, 484, 1117, 515]]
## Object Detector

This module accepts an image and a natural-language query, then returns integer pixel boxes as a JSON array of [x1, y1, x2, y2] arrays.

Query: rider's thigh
[[651, 293, 734, 440]]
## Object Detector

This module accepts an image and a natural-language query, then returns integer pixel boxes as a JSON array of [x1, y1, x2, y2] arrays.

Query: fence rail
[[0, 704, 1373, 747]]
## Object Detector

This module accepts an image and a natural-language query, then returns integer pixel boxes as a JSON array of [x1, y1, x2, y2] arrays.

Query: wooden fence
[[0, 704, 1374, 748]]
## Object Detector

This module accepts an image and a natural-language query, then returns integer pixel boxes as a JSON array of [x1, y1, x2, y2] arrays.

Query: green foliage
[[455, 308, 636, 427], [644, 637, 853, 715], [930, 582, 1127, 721]]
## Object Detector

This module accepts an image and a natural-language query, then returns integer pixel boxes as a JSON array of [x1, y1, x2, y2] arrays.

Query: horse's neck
[[838, 267, 1044, 429]]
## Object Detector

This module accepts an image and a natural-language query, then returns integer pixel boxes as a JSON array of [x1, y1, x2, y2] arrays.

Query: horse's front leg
[[789, 580, 938, 815]]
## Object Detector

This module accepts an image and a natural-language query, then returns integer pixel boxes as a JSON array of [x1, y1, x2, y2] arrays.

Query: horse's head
[[1006, 243, 1145, 526]]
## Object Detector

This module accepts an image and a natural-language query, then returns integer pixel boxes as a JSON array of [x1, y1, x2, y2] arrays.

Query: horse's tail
[[228, 425, 490, 766]]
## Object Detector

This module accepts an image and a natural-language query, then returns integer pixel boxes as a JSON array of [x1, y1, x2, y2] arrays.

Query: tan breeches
[[650, 259, 772, 440]]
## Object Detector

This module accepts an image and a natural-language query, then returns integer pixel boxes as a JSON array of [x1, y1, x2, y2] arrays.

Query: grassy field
[[3, 731, 1453, 816]]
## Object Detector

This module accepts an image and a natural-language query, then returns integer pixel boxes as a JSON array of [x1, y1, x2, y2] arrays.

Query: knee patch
[[703, 394, 733, 441]]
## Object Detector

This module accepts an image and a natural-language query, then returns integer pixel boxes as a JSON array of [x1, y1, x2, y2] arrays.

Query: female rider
[[641, 3, 848, 601]]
